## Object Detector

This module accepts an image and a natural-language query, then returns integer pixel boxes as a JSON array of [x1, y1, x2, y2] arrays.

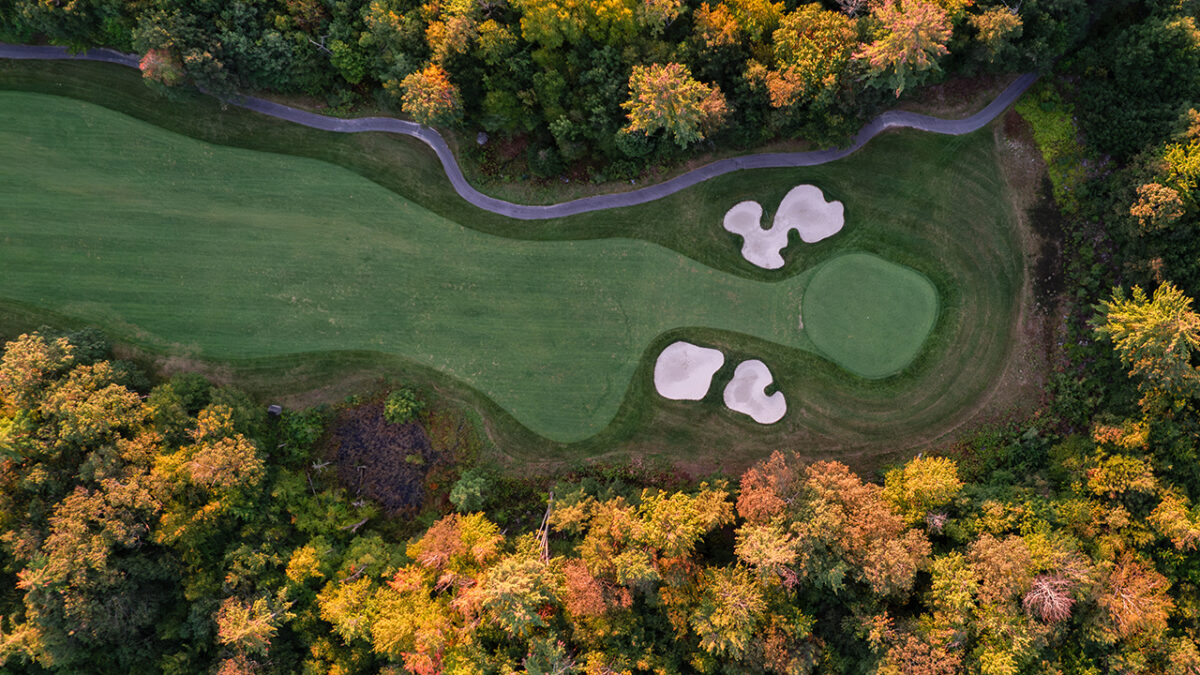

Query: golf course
[[0, 58, 1026, 467]]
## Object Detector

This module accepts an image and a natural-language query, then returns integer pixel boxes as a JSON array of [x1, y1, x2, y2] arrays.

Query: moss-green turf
[[0, 59, 1024, 470]]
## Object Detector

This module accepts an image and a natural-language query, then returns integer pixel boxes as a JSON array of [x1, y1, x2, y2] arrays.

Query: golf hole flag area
[[803, 254, 940, 378], [0, 66, 1024, 455]]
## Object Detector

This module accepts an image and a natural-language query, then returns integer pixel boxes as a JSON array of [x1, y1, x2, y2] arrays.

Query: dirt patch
[[327, 402, 445, 512], [897, 73, 1020, 118], [274, 372, 388, 410], [109, 344, 237, 388], [998, 111, 1065, 314], [474, 133, 531, 180], [1028, 178, 1066, 307]]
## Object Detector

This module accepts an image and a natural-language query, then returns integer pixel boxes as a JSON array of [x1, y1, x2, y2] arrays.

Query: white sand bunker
[[723, 185, 845, 269], [723, 360, 787, 424], [654, 341, 726, 400]]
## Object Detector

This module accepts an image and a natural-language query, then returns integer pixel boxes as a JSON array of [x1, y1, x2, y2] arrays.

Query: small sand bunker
[[723, 185, 845, 269], [723, 360, 787, 424], [654, 341, 725, 400]]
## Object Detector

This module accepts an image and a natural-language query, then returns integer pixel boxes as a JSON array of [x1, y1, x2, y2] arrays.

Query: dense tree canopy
[[622, 62, 727, 147], [856, 0, 952, 96], [1, 325, 1199, 671], [1096, 283, 1200, 411], [1076, 14, 1200, 160], [0, 0, 1093, 176]]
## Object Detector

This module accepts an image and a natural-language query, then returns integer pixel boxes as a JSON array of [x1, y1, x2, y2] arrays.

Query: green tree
[[449, 468, 490, 512], [384, 387, 424, 425], [1076, 16, 1200, 160]]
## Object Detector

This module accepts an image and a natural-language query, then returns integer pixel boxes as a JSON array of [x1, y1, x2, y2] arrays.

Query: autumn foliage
[[2, 331, 1200, 671], [856, 0, 953, 96], [398, 64, 462, 126], [623, 62, 728, 147]]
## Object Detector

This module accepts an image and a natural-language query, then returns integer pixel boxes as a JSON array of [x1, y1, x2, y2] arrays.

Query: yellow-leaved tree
[[1095, 282, 1200, 412]]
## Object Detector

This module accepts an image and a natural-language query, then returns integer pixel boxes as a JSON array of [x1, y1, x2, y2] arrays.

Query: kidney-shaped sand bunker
[[802, 252, 939, 378], [653, 341, 725, 400], [724, 185, 845, 269]]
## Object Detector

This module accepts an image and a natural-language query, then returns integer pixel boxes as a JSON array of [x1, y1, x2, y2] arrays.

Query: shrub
[[281, 407, 329, 465], [449, 468, 491, 512], [384, 387, 424, 425], [1015, 83, 1086, 214]]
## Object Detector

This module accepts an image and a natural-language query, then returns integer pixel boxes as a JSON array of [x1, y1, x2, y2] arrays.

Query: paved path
[[1, 43, 1038, 220]]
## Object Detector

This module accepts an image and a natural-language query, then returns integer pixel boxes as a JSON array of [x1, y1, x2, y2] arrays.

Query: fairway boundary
[[0, 42, 1037, 220]]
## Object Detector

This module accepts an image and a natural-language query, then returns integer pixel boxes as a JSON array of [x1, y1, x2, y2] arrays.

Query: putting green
[[803, 253, 939, 378]]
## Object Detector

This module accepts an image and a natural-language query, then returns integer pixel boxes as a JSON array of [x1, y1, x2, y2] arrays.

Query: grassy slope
[[0, 60, 1024, 472]]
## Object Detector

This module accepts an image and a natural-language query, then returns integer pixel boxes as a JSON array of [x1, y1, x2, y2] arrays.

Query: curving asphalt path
[[1, 43, 1038, 220]]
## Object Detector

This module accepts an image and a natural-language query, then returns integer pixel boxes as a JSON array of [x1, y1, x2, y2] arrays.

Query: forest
[[2, 0, 1200, 672], [2, 0, 1093, 179]]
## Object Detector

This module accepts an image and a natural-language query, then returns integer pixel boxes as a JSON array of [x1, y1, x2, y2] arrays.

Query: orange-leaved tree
[[623, 63, 728, 147], [856, 0, 952, 96], [397, 64, 463, 126]]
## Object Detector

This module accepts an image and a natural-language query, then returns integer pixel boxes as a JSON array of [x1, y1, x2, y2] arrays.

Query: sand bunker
[[654, 341, 726, 400], [723, 360, 787, 424], [723, 185, 845, 269]]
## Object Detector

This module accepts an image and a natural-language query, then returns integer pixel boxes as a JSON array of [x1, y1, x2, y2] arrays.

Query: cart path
[[0, 43, 1038, 220]]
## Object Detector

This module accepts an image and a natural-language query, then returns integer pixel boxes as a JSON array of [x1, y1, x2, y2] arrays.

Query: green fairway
[[0, 59, 1026, 468], [803, 254, 939, 378], [0, 90, 887, 442]]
